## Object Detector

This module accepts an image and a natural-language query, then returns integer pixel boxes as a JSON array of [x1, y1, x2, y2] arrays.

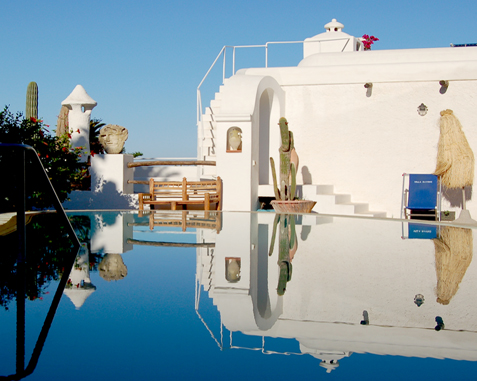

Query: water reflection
[[195, 213, 477, 370], [2, 210, 477, 379], [434, 226, 473, 305]]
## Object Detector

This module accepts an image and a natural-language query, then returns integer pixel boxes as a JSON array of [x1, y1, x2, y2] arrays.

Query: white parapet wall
[[63, 156, 204, 210], [63, 154, 138, 210], [132, 157, 200, 193]]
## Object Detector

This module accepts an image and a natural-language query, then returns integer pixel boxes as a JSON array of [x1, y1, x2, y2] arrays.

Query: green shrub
[[0, 106, 83, 210]]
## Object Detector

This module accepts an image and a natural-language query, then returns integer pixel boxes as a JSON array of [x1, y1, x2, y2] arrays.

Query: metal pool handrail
[[0, 143, 80, 248], [0, 143, 80, 380]]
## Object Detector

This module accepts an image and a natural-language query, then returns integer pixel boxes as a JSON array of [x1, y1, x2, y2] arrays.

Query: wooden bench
[[138, 177, 222, 211]]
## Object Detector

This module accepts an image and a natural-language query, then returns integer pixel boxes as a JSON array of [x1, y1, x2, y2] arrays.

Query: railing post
[[265, 43, 268, 68], [223, 48, 227, 84], [232, 47, 236, 75], [16, 147, 26, 375]]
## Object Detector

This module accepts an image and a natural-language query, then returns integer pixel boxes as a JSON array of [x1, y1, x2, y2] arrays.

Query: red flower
[[30, 117, 37, 123], [76, 129, 81, 134]]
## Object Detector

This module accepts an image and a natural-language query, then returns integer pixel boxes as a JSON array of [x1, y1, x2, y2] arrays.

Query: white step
[[202, 113, 214, 122], [202, 138, 214, 148], [210, 99, 221, 109], [303, 184, 387, 218], [203, 128, 215, 139]]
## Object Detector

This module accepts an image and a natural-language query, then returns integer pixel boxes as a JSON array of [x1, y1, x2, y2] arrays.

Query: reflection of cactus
[[270, 117, 298, 201], [269, 214, 297, 295], [26, 81, 38, 119]]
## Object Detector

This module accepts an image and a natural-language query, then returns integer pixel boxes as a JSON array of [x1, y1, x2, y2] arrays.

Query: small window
[[227, 127, 242, 152]]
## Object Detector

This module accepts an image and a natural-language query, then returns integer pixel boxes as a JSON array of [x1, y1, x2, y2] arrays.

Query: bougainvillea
[[362, 34, 379, 50]]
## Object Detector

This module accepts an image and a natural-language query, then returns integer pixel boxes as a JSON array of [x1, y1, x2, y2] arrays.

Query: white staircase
[[199, 86, 226, 178], [302, 184, 387, 218]]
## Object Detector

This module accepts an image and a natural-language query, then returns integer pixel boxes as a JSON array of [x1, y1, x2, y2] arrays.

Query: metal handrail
[[196, 37, 357, 126], [196, 40, 304, 126], [0, 143, 81, 380], [0, 144, 80, 247]]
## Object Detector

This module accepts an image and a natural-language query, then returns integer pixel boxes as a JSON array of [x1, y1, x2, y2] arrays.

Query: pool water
[[2, 210, 477, 380]]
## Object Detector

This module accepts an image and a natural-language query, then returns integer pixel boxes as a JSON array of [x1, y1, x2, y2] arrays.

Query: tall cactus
[[26, 81, 38, 119], [270, 117, 298, 201]]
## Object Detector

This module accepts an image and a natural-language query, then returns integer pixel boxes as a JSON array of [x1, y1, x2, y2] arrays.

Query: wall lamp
[[417, 103, 428, 116], [439, 80, 449, 87], [364, 82, 373, 89]]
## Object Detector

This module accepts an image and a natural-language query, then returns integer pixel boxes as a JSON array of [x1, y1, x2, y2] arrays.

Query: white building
[[198, 19, 477, 218]]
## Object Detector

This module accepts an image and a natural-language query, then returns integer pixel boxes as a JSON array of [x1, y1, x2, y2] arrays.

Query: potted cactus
[[270, 117, 316, 213]]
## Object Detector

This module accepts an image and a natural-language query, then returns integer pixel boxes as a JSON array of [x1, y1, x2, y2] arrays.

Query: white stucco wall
[[212, 45, 477, 217]]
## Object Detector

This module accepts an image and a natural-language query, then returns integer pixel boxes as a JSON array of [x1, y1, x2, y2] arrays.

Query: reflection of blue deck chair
[[401, 174, 441, 221], [402, 222, 438, 239]]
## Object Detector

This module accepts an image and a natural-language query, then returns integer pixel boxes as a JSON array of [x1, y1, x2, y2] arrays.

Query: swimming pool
[[2, 210, 477, 380]]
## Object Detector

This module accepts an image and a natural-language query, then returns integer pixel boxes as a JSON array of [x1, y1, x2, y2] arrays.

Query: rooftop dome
[[303, 18, 362, 56], [324, 18, 344, 32]]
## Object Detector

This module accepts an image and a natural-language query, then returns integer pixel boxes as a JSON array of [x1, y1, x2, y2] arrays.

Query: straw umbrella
[[434, 109, 476, 224], [434, 226, 473, 305]]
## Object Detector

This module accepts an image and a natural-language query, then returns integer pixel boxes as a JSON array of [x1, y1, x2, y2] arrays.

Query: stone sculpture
[[99, 124, 128, 154]]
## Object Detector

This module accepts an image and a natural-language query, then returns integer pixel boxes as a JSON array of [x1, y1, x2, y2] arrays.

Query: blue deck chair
[[401, 174, 441, 221]]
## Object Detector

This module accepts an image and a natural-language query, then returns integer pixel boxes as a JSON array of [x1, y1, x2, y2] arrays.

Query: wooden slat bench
[[138, 177, 222, 211]]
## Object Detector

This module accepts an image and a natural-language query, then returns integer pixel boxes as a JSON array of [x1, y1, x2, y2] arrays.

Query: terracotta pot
[[271, 200, 316, 213]]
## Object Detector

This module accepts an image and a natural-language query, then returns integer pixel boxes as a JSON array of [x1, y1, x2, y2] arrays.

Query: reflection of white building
[[196, 213, 477, 370], [91, 212, 133, 254], [64, 243, 96, 309]]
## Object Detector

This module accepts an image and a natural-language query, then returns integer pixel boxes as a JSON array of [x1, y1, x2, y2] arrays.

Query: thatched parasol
[[434, 226, 473, 305], [434, 109, 475, 224]]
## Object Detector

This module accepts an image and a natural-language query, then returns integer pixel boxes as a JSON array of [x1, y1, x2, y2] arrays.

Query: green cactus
[[26, 81, 38, 119], [270, 117, 298, 201]]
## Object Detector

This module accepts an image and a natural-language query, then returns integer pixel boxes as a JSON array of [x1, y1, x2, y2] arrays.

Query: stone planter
[[271, 200, 316, 214]]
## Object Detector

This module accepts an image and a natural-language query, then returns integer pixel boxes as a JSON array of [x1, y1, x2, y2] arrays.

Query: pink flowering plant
[[361, 34, 379, 50]]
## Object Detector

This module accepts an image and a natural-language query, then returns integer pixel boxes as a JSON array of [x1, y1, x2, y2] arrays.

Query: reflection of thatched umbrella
[[433, 226, 473, 305], [434, 109, 475, 223]]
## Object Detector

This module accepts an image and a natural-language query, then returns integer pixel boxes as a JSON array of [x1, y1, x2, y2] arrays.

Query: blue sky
[[1, 0, 475, 158]]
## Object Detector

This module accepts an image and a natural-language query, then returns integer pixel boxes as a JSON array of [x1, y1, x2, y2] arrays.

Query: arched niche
[[258, 88, 281, 185], [226, 126, 242, 152]]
